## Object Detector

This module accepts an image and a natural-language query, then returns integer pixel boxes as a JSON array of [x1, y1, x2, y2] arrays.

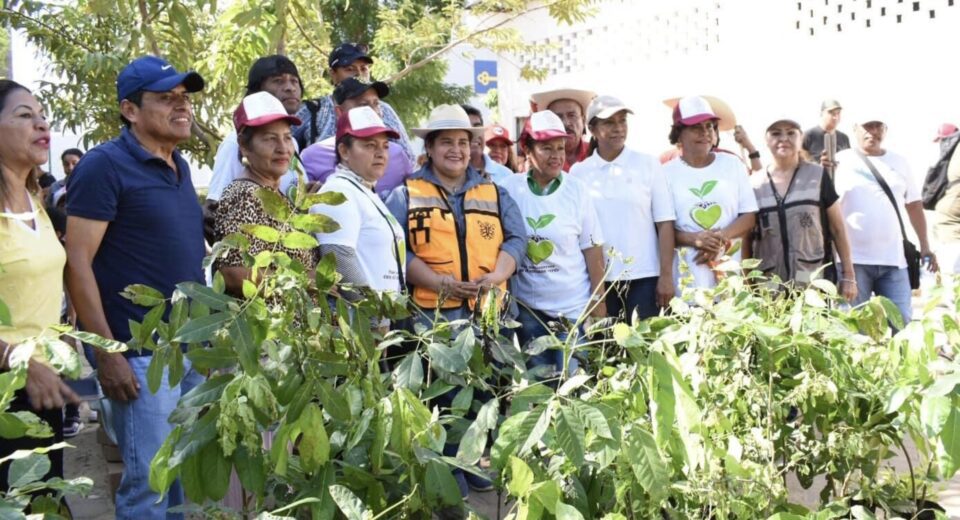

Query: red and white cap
[[519, 111, 569, 143], [233, 91, 301, 133], [336, 106, 400, 141], [934, 123, 959, 142], [672, 95, 719, 126], [484, 124, 513, 145]]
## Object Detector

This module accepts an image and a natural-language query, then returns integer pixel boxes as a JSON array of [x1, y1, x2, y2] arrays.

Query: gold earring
[[241, 156, 250, 166]]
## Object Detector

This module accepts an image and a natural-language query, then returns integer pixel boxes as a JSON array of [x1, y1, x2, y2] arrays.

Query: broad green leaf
[[555, 502, 585, 520], [531, 480, 560, 514], [285, 380, 315, 425], [120, 284, 166, 306], [921, 394, 952, 436], [315, 252, 338, 292], [427, 342, 468, 373], [450, 386, 473, 416], [149, 430, 178, 497], [255, 187, 291, 221], [242, 279, 258, 299], [626, 428, 668, 501], [457, 399, 498, 465], [185, 347, 238, 370], [555, 406, 585, 467], [519, 404, 552, 456], [281, 230, 319, 250], [290, 213, 341, 234], [392, 353, 423, 392], [229, 317, 260, 374], [174, 312, 232, 343], [233, 444, 267, 494], [877, 295, 905, 330], [570, 401, 614, 440], [424, 459, 462, 506], [147, 349, 167, 394], [8, 453, 50, 488], [199, 441, 231, 501], [36, 336, 82, 379], [328, 484, 372, 520], [66, 331, 128, 353], [298, 403, 330, 474], [176, 282, 236, 312], [0, 413, 30, 439], [301, 191, 347, 208], [180, 451, 205, 503], [558, 374, 591, 397], [241, 224, 281, 243], [525, 216, 538, 229], [0, 298, 11, 326], [316, 379, 351, 422], [0, 442, 70, 465], [507, 455, 534, 497], [939, 402, 960, 477], [178, 374, 232, 410]]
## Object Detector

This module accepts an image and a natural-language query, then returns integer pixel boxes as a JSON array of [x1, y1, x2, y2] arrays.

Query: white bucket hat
[[412, 104, 485, 139]]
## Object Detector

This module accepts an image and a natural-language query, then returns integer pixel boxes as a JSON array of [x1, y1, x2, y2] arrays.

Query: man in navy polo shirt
[[65, 55, 206, 519]]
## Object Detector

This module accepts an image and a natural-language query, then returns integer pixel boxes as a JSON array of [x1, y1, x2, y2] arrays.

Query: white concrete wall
[[449, 0, 960, 172]]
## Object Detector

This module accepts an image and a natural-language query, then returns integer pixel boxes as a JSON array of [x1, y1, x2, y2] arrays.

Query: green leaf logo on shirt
[[688, 181, 722, 230], [525, 214, 556, 264]]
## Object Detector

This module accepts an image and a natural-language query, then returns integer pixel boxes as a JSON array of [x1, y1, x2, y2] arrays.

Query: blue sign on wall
[[474, 60, 498, 94]]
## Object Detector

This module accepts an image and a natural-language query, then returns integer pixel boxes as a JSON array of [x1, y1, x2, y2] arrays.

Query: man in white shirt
[[834, 118, 938, 323]]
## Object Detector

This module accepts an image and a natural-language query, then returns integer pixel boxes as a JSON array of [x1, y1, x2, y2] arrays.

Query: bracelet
[[840, 278, 857, 284], [748, 150, 761, 159]]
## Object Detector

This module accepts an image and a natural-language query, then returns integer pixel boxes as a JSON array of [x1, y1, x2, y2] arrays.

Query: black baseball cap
[[246, 55, 303, 96], [333, 77, 389, 105], [329, 43, 373, 69]]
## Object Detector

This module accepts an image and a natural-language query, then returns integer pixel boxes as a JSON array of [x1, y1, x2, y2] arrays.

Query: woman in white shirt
[[570, 95, 677, 320], [501, 110, 605, 379], [662, 96, 758, 290], [312, 106, 405, 302]]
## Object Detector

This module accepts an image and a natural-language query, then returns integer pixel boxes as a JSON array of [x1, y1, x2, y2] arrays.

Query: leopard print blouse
[[213, 179, 316, 272]]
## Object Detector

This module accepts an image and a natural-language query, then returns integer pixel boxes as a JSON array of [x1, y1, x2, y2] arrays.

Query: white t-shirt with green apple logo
[[501, 174, 604, 319], [664, 152, 759, 289]]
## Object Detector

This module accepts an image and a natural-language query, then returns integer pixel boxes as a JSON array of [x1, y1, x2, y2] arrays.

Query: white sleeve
[[899, 155, 921, 203], [734, 161, 760, 213], [649, 158, 677, 222], [208, 133, 243, 201], [312, 182, 362, 248], [579, 188, 604, 249]]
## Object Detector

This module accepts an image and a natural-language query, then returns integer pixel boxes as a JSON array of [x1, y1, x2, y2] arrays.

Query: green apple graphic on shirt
[[689, 180, 721, 230], [526, 214, 556, 264]]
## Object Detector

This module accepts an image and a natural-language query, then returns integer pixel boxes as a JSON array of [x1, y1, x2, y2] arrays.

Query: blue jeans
[[111, 355, 204, 520], [606, 277, 659, 322], [852, 264, 913, 325], [515, 307, 581, 379]]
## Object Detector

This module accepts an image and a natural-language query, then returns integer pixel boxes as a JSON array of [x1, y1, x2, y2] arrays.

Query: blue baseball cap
[[328, 43, 373, 69], [116, 56, 205, 104]]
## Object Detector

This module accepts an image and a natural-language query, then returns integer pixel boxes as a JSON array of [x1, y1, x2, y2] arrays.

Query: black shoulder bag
[[855, 151, 921, 289]]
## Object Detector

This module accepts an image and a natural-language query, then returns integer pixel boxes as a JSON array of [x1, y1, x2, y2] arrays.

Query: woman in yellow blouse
[[0, 80, 79, 492]]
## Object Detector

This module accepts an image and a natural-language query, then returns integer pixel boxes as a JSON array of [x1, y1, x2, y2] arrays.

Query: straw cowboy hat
[[530, 88, 597, 115], [663, 95, 737, 131], [412, 104, 485, 139]]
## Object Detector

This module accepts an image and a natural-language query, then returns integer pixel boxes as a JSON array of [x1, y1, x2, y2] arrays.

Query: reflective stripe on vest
[[406, 178, 505, 309]]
